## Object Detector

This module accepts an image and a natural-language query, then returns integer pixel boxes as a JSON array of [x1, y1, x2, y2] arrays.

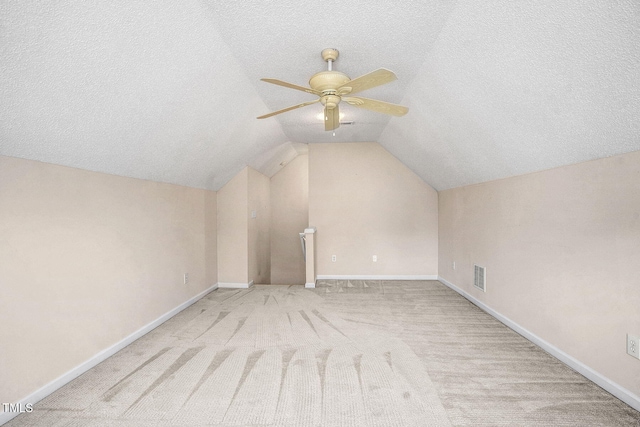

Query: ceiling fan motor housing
[[309, 71, 350, 93], [309, 71, 351, 109]]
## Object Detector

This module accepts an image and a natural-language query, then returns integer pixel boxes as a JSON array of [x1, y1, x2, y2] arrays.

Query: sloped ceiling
[[1, 1, 639, 191]]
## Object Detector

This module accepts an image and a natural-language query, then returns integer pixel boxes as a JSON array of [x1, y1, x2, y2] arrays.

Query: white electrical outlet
[[184, 273, 189, 285], [372, 255, 377, 262], [331, 255, 336, 262], [628, 334, 640, 359], [453, 261, 456, 270]]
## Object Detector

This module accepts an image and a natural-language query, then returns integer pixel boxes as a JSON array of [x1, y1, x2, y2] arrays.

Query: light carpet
[[5, 280, 639, 426]]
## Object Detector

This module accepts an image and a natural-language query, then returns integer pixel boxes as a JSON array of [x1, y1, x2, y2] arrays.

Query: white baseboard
[[0, 283, 219, 426], [316, 275, 438, 281], [218, 280, 254, 289], [437, 276, 640, 412], [305, 282, 316, 288]]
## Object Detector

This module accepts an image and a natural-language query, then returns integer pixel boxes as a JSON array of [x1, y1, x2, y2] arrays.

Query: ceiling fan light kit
[[257, 48, 408, 131]]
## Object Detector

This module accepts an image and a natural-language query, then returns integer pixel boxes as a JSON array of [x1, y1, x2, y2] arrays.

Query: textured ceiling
[[1, 1, 639, 191]]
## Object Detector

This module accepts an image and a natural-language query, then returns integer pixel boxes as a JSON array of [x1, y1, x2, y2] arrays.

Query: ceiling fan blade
[[257, 99, 320, 119], [343, 96, 408, 117], [337, 68, 397, 95], [324, 105, 340, 131], [261, 78, 321, 96]]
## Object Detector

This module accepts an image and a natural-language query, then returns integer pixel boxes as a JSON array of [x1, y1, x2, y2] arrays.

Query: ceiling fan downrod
[[321, 48, 339, 71]]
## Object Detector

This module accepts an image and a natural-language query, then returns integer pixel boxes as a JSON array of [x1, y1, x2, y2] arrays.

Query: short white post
[[304, 227, 317, 288]]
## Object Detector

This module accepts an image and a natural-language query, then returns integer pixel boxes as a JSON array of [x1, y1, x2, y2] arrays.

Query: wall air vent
[[474, 264, 486, 292]]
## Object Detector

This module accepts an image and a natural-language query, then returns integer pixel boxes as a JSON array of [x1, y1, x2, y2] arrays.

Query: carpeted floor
[[6, 280, 640, 426]]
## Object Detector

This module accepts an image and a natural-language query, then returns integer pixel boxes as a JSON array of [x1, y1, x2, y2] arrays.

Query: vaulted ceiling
[[2, 1, 639, 191]]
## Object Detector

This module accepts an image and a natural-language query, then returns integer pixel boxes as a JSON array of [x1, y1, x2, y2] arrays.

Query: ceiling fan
[[257, 48, 409, 131]]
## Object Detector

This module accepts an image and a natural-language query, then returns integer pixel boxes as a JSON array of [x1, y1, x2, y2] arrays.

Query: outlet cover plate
[[627, 334, 640, 359]]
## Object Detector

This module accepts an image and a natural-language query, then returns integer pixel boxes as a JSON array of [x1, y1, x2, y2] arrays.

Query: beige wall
[[0, 155, 217, 404], [270, 154, 309, 285], [217, 166, 271, 285], [309, 142, 439, 277], [248, 167, 271, 284], [438, 150, 640, 396], [216, 168, 248, 284]]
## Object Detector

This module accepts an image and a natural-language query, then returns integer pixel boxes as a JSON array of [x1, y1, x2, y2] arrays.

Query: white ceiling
[[1, 1, 639, 191]]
